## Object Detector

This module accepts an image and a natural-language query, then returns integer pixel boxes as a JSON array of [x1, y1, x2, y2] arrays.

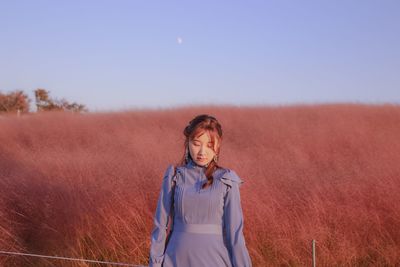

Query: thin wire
[[0, 250, 147, 267]]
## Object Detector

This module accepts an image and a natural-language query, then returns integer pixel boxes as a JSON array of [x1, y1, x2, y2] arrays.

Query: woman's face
[[189, 131, 217, 166]]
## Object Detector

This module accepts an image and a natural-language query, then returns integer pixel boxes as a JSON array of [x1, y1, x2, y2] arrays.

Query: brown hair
[[178, 114, 223, 189]]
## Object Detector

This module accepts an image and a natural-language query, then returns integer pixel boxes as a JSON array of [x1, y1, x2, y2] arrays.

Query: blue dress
[[149, 158, 252, 267]]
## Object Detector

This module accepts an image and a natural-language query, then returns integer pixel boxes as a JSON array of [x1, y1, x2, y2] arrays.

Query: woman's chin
[[195, 159, 209, 166]]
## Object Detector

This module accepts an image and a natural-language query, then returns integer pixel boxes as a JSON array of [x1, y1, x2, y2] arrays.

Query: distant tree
[[34, 88, 88, 113], [59, 99, 88, 113], [0, 90, 31, 114], [34, 88, 61, 112]]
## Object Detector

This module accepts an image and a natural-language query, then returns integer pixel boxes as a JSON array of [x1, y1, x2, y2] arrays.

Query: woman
[[149, 114, 252, 267]]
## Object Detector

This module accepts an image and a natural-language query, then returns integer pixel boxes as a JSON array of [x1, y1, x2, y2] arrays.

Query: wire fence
[[0, 250, 147, 267], [1, 239, 318, 266]]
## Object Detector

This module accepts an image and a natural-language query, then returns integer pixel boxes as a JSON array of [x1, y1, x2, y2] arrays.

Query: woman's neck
[[188, 158, 209, 169]]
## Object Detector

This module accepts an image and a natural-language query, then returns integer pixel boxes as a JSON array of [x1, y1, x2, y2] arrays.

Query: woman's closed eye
[[193, 143, 213, 148]]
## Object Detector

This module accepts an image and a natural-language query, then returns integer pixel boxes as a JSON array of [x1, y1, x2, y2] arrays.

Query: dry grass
[[0, 103, 399, 266]]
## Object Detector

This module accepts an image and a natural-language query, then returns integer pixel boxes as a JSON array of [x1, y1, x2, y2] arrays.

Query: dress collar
[[186, 158, 209, 170], [184, 158, 229, 184]]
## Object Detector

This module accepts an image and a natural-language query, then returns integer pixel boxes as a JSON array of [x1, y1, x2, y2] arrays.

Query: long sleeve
[[149, 164, 176, 267], [222, 171, 252, 267]]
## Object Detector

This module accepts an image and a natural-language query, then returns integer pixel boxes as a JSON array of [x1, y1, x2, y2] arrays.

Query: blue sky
[[1, 0, 399, 112]]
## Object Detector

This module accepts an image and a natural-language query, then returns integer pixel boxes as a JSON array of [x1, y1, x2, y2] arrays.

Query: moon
[[177, 37, 183, 44]]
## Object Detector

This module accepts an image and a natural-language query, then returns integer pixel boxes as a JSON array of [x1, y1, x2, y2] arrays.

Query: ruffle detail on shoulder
[[163, 164, 176, 182], [218, 168, 244, 188], [164, 164, 182, 183]]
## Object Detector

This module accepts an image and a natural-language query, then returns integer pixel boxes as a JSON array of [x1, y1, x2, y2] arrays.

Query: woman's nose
[[199, 145, 206, 153]]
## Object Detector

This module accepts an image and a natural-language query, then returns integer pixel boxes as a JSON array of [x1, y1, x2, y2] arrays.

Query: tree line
[[0, 89, 88, 115]]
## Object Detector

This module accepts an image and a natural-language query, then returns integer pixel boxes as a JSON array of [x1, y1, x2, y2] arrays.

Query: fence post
[[312, 239, 316, 267]]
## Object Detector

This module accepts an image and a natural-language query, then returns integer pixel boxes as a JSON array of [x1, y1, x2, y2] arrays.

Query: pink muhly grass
[[0, 103, 399, 266]]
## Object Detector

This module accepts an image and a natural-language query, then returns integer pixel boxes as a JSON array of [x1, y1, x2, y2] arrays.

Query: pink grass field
[[0, 103, 399, 266]]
